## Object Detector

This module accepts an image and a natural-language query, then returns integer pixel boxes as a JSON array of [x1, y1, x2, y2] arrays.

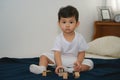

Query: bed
[[0, 22, 120, 80], [0, 56, 120, 80]]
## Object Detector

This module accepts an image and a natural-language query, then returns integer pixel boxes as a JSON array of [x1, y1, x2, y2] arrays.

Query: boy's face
[[58, 16, 79, 34]]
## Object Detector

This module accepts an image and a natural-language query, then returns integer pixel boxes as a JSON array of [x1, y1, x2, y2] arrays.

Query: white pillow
[[86, 36, 120, 58]]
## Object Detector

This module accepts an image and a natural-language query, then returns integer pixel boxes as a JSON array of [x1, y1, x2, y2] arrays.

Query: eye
[[70, 21, 74, 24], [62, 21, 66, 24]]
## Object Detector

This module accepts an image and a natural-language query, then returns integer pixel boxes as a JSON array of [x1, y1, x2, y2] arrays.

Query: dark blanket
[[0, 57, 120, 80]]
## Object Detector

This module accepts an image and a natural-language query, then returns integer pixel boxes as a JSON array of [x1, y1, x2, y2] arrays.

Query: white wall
[[0, 0, 103, 58]]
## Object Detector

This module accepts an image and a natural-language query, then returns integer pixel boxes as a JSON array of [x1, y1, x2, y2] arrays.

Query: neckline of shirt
[[61, 31, 77, 44]]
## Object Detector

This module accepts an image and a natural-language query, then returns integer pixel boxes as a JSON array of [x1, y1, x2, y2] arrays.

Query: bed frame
[[93, 21, 120, 39]]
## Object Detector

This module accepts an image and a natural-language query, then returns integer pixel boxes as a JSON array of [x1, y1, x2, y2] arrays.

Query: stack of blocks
[[58, 68, 80, 80], [42, 69, 80, 79]]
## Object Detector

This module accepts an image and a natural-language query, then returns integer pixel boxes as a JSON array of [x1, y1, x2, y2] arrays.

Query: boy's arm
[[77, 51, 85, 64], [74, 51, 85, 72], [54, 51, 63, 73], [54, 51, 62, 66]]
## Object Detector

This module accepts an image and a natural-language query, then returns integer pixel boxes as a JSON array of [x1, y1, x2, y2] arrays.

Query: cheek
[[61, 26, 66, 30], [59, 26, 64, 30], [60, 25, 65, 29], [70, 25, 76, 29]]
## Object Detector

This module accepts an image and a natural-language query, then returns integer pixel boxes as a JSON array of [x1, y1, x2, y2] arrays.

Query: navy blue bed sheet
[[0, 57, 120, 80]]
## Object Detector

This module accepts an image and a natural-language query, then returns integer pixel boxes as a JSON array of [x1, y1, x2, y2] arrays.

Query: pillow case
[[86, 36, 120, 58]]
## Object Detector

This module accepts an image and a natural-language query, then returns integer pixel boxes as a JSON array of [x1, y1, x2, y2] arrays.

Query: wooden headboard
[[93, 21, 120, 40]]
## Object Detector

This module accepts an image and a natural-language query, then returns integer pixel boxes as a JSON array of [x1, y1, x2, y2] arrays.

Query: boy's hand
[[74, 61, 82, 72], [55, 66, 64, 74]]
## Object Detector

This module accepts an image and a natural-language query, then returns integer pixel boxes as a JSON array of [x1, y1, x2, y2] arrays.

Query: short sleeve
[[78, 35, 89, 52], [51, 36, 62, 52]]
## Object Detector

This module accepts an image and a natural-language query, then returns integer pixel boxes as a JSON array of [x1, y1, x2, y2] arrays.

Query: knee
[[82, 59, 94, 70], [40, 55, 47, 59], [81, 65, 90, 71]]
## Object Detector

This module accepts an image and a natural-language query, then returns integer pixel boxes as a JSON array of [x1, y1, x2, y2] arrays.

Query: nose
[[66, 23, 70, 27]]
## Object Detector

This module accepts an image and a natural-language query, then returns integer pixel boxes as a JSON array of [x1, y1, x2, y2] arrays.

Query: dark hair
[[58, 5, 79, 22]]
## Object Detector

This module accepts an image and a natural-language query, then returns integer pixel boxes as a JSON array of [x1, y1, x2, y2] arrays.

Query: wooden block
[[42, 70, 51, 76], [58, 68, 64, 77], [63, 72, 68, 80], [74, 72, 80, 78], [42, 71, 46, 76]]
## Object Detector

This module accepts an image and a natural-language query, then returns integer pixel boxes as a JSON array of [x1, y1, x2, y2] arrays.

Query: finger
[[56, 66, 64, 74], [55, 68, 58, 74], [55, 67, 60, 74], [76, 62, 79, 66]]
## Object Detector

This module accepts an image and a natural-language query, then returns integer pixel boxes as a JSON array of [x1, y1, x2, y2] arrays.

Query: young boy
[[29, 5, 94, 74]]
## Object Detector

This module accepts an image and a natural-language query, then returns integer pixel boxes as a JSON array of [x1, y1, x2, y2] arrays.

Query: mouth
[[65, 29, 70, 31]]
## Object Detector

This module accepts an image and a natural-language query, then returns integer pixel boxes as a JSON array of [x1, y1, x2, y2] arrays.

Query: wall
[[0, 0, 103, 58]]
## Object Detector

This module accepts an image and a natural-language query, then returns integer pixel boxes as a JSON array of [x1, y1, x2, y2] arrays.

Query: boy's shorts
[[40, 52, 94, 70]]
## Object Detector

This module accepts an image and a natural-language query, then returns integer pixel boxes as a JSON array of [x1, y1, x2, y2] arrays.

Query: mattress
[[0, 57, 120, 80]]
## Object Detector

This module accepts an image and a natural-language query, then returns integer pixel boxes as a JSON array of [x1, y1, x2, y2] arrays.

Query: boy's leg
[[29, 64, 46, 74], [39, 55, 54, 66], [29, 53, 54, 74], [61, 56, 94, 73], [72, 59, 94, 72], [80, 59, 94, 71], [80, 65, 90, 71]]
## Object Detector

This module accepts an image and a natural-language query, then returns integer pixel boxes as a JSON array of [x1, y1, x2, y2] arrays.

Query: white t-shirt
[[51, 32, 88, 57]]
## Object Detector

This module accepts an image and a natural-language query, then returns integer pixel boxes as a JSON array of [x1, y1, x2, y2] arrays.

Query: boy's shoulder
[[75, 32, 83, 37], [56, 33, 62, 37], [55, 33, 63, 40]]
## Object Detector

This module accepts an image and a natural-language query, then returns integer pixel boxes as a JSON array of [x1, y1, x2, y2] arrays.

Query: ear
[[58, 21, 60, 27], [76, 21, 80, 27]]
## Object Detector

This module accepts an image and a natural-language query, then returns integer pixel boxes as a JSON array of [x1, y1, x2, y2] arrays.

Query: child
[[29, 5, 94, 74]]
